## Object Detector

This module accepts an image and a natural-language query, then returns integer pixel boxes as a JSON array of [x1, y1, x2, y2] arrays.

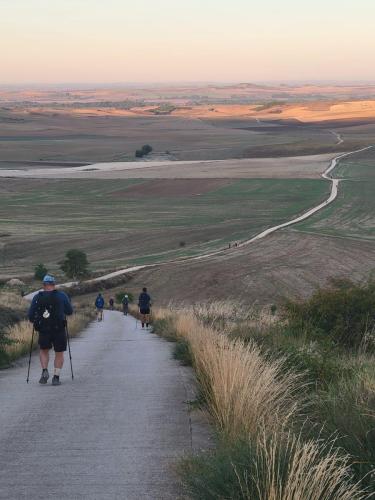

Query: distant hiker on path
[[138, 287, 151, 328], [109, 297, 114, 310], [28, 275, 73, 386], [95, 293, 105, 321], [122, 294, 129, 316]]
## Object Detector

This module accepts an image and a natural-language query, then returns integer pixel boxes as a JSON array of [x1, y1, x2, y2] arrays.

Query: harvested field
[[0, 177, 329, 277], [120, 230, 375, 306], [0, 154, 336, 180], [0, 106, 366, 167], [112, 178, 233, 198]]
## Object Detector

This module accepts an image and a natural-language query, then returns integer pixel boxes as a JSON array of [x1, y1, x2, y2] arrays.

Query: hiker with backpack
[[122, 294, 129, 316], [138, 287, 152, 328], [95, 293, 105, 321], [28, 275, 73, 386], [109, 297, 114, 310]]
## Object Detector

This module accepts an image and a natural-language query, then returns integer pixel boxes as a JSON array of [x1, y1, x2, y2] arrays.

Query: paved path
[[0, 312, 208, 499]]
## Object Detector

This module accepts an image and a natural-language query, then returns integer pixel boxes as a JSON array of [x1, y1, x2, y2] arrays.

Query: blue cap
[[43, 274, 56, 284]]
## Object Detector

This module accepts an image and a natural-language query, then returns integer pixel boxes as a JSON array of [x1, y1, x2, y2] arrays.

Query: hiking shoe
[[52, 375, 61, 386], [39, 369, 49, 384]]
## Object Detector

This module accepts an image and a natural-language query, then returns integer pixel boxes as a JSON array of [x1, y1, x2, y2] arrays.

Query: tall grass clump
[[181, 431, 367, 500], [152, 300, 373, 498]]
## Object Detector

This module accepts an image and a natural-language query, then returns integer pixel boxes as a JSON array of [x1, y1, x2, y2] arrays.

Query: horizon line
[[2, 79, 375, 88]]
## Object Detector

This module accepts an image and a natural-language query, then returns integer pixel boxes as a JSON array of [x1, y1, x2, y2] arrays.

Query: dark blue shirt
[[138, 292, 151, 309], [95, 296, 104, 308], [28, 290, 73, 322]]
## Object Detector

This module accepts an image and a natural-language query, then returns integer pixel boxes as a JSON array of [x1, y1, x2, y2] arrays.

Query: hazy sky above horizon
[[1, 0, 375, 84]]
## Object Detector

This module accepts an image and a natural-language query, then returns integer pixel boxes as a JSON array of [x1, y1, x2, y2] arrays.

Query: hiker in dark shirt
[[138, 287, 151, 328], [28, 275, 73, 386]]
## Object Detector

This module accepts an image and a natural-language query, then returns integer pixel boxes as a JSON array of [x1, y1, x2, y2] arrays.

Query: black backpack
[[33, 291, 64, 333]]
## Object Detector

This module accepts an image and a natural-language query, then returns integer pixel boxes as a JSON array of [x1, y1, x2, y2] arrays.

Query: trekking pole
[[65, 321, 74, 380], [26, 327, 35, 383]]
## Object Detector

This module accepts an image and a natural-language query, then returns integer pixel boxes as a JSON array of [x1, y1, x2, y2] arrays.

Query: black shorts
[[38, 329, 67, 352], [140, 308, 150, 315]]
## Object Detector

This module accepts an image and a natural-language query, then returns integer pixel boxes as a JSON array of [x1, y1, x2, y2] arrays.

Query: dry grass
[[234, 430, 367, 500], [155, 308, 303, 439], [0, 290, 28, 312], [153, 304, 370, 498]]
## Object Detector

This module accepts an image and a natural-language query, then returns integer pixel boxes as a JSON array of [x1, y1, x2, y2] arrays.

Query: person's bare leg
[[52, 352, 64, 385], [54, 352, 64, 369], [39, 349, 49, 369]]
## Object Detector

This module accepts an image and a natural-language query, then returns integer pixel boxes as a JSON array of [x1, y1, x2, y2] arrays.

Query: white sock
[[54, 368, 61, 377]]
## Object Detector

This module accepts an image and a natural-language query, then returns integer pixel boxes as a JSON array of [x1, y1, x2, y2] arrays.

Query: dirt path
[[23, 145, 373, 296], [329, 130, 344, 145], [0, 312, 209, 499]]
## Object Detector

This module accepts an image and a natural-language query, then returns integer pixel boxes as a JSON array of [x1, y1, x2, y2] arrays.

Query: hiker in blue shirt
[[28, 275, 73, 385], [95, 293, 105, 321], [138, 287, 152, 328]]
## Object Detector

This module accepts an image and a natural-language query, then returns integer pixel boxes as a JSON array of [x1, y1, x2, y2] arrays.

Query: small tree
[[59, 249, 90, 280], [135, 149, 144, 158], [34, 263, 48, 281], [141, 144, 153, 155]]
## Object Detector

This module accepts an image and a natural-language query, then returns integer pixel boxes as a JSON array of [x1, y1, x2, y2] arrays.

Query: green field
[[0, 177, 329, 276], [297, 148, 375, 241]]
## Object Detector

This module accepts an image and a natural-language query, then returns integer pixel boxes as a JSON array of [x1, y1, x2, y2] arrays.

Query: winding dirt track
[[25, 144, 373, 298]]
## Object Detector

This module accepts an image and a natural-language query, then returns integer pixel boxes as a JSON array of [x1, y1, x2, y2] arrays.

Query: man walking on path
[[109, 297, 115, 310], [95, 293, 105, 321], [122, 294, 129, 316], [138, 287, 152, 328], [28, 275, 73, 386]]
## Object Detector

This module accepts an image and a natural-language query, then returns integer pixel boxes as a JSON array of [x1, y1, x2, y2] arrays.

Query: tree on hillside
[[34, 263, 48, 281], [59, 249, 90, 280], [135, 144, 153, 158]]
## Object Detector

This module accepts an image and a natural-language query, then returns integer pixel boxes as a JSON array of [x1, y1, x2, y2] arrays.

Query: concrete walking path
[[0, 312, 208, 499]]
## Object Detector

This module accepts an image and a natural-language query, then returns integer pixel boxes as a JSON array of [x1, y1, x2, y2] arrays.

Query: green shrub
[[173, 340, 192, 366], [141, 144, 153, 154], [152, 317, 177, 342], [283, 279, 375, 349], [313, 371, 375, 488], [34, 263, 48, 281], [135, 145, 153, 158]]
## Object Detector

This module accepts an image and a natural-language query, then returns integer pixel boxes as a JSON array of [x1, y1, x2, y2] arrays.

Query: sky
[[1, 0, 375, 84]]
